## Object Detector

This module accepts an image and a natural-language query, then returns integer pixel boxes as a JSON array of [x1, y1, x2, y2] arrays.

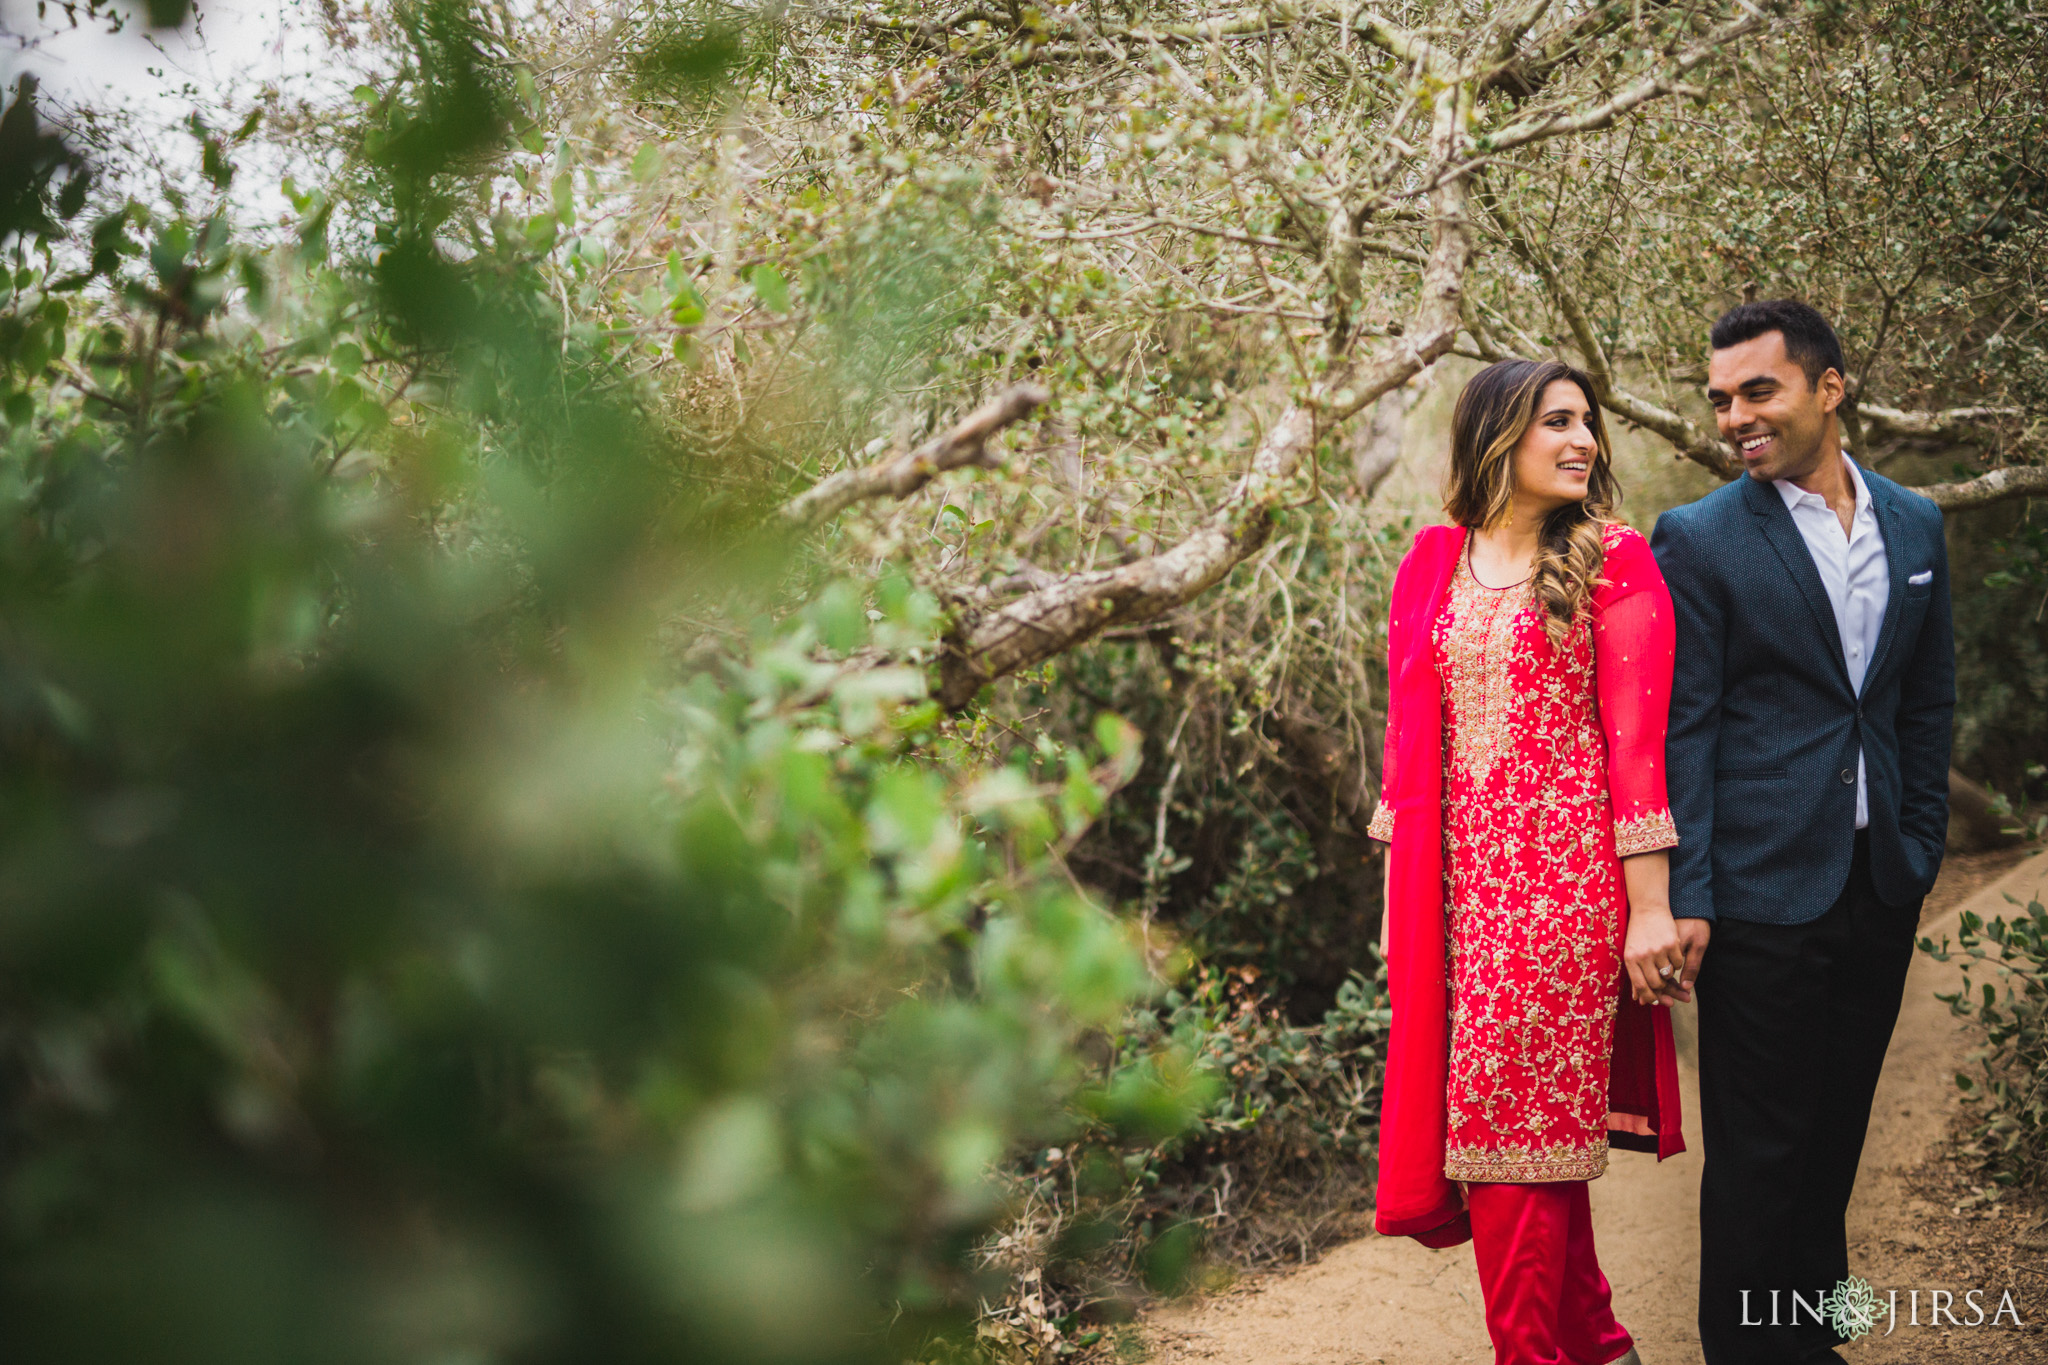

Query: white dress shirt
[[1774, 456, 1889, 828]]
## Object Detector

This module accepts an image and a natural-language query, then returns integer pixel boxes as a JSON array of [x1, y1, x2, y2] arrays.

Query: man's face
[[1705, 331, 1843, 483]]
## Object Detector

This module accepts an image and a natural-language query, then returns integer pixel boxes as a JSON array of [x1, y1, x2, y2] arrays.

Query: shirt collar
[[1774, 455, 1874, 521]]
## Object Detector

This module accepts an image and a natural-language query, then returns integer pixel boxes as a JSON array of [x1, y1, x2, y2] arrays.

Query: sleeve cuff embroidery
[[1613, 809, 1679, 858], [1367, 801, 1395, 844]]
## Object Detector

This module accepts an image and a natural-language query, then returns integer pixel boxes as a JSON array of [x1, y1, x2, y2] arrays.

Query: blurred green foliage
[[0, 22, 1213, 1363]]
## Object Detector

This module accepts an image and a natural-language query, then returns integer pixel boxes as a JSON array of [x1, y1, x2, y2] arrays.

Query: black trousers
[[1696, 829, 1922, 1365]]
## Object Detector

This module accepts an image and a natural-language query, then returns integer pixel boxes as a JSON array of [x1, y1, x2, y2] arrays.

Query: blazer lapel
[[1742, 475, 1851, 693], [1861, 473, 1910, 696]]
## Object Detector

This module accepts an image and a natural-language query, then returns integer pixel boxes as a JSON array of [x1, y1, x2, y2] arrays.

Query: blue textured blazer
[[1650, 468, 1955, 925]]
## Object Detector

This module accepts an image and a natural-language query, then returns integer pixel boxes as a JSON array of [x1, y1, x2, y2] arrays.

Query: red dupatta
[[1372, 524, 1684, 1249]]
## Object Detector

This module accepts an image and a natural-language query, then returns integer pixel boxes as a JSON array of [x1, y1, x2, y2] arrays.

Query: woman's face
[[1508, 379, 1600, 514]]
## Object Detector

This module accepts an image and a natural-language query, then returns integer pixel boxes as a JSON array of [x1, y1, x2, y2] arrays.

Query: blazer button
[[1840, 768, 1856, 785]]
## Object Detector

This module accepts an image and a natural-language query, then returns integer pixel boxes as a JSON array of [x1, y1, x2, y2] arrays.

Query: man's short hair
[[1709, 299, 1847, 389]]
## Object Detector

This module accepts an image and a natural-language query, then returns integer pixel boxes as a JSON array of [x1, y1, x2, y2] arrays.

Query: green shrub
[[1921, 896, 2048, 1187], [970, 963, 1389, 1354]]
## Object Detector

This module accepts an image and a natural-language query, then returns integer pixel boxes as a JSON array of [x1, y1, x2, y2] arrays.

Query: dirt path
[[1144, 849, 2046, 1365]]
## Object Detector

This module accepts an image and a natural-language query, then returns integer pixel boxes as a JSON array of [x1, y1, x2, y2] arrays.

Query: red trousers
[[1466, 1180, 1634, 1365]]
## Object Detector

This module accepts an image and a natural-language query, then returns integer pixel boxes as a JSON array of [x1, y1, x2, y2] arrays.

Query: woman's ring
[[1659, 964, 1674, 978]]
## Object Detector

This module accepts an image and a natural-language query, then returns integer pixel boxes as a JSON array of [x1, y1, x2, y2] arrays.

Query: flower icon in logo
[[1821, 1275, 1882, 1342]]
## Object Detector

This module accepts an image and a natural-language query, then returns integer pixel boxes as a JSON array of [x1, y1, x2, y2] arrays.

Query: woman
[[1368, 359, 1687, 1365]]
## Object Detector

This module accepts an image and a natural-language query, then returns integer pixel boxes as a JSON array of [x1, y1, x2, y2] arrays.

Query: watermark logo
[[1740, 1280, 2026, 1336], [1819, 1276, 1883, 1342]]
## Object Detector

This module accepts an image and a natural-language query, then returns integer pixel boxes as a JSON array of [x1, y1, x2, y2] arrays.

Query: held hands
[[1386, 851, 1714, 999], [1624, 904, 1695, 1006], [1675, 916, 1710, 994]]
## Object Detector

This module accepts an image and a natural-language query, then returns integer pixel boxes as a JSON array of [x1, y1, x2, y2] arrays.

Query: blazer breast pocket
[[1715, 767, 1787, 781]]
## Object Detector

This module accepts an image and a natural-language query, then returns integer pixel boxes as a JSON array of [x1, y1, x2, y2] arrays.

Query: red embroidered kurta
[[1370, 522, 1685, 1247]]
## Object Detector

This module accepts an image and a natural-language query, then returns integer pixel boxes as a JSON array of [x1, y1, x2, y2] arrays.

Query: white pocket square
[[1908, 570, 1932, 585]]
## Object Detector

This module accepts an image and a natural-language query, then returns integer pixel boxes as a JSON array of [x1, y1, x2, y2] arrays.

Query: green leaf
[[18, 324, 49, 375], [748, 263, 789, 314], [934, 1120, 1001, 1192], [349, 396, 390, 432], [57, 168, 89, 220], [867, 769, 946, 854], [237, 255, 267, 308], [669, 281, 705, 327], [201, 138, 233, 190], [630, 144, 665, 184], [834, 668, 927, 734], [807, 580, 867, 653]]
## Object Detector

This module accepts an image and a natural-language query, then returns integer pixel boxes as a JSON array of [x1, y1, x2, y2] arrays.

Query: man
[[1650, 299, 1955, 1365]]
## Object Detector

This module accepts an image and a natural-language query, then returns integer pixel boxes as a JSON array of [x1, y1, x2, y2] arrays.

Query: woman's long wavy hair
[[1443, 359, 1619, 647]]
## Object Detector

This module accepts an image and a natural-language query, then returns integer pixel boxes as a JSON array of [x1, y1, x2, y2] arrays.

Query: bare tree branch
[[859, 3, 1309, 69], [1347, 8, 1444, 66], [1109, 6, 1300, 45], [1601, 386, 1743, 480], [1349, 383, 1413, 498], [1476, 8, 1776, 156], [1482, 0, 1557, 68], [1857, 402, 2024, 443], [1912, 463, 2048, 511], [837, 1, 1801, 706], [780, 383, 1049, 528], [1479, 0, 1627, 98], [1491, 205, 2043, 504], [1031, 212, 1312, 255], [936, 405, 1311, 708], [936, 79, 1477, 708], [1483, 199, 1741, 478], [1477, 0, 1703, 99]]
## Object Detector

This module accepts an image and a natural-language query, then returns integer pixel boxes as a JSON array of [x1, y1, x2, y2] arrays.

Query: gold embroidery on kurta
[[1614, 809, 1680, 858], [1440, 558, 1525, 787], [1430, 532, 1675, 1184]]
